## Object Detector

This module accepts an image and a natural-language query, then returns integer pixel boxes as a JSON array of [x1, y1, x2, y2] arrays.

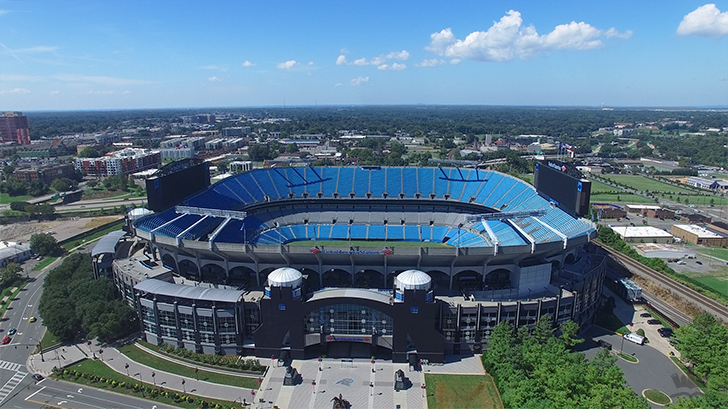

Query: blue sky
[[1, 1, 727, 110]]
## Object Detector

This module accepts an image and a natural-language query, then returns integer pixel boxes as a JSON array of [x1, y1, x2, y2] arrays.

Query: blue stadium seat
[[404, 225, 420, 241], [337, 168, 354, 195], [155, 214, 201, 238], [431, 226, 449, 242], [387, 225, 404, 240], [316, 224, 332, 239], [320, 167, 339, 195], [211, 219, 244, 243], [350, 224, 367, 240], [370, 169, 385, 197], [434, 168, 451, 198], [482, 177, 517, 208], [134, 208, 178, 233], [352, 168, 369, 196], [422, 225, 433, 241], [402, 168, 417, 197], [290, 225, 307, 239], [237, 173, 265, 202], [330, 224, 348, 239], [491, 184, 530, 210], [418, 168, 435, 196], [473, 173, 504, 206], [178, 216, 224, 240], [252, 171, 281, 199], [368, 225, 386, 240], [386, 168, 402, 196]]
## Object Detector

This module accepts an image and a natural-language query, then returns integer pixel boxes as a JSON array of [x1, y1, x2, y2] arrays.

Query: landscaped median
[[55, 359, 243, 409], [118, 344, 262, 389]]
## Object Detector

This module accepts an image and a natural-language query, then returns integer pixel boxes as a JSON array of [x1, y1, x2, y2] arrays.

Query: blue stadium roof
[[134, 166, 595, 249]]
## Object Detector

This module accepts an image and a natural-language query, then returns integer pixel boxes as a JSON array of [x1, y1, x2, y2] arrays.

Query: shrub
[[636, 328, 645, 337]]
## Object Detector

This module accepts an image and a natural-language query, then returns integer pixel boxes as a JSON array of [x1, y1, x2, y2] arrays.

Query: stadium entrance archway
[[161, 254, 177, 272], [354, 269, 384, 289], [425, 270, 449, 291], [228, 266, 254, 288], [485, 269, 511, 290], [299, 268, 320, 290], [258, 267, 279, 287], [201, 263, 226, 284], [455, 270, 483, 291], [322, 268, 352, 287], [178, 259, 199, 280]]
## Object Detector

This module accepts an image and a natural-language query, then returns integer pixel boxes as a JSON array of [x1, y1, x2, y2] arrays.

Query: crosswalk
[[0, 360, 23, 372], [0, 370, 27, 404]]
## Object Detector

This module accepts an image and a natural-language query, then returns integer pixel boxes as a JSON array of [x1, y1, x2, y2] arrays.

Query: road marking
[[0, 360, 23, 372], [26, 398, 65, 409], [78, 388, 83, 393], [25, 385, 45, 400], [67, 394, 74, 398], [0, 371, 27, 404], [58, 400, 67, 405]]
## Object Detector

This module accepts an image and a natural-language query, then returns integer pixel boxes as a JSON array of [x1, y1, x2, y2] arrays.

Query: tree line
[[38, 252, 138, 342]]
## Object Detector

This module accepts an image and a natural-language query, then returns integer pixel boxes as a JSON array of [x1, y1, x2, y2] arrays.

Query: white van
[[623, 333, 645, 345]]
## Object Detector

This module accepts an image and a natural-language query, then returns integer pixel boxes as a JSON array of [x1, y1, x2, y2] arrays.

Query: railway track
[[597, 243, 728, 323]]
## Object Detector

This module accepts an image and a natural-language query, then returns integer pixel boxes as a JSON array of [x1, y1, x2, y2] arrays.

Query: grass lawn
[[425, 374, 504, 409], [57, 359, 241, 409], [643, 389, 671, 405], [690, 275, 728, 299], [600, 175, 695, 193], [697, 247, 728, 262], [0, 193, 29, 204], [590, 193, 656, 204], [287, 239, 452, 248], [588, 179, 620, 193], [32, 257, 57, 271], [38, 329, 61, 352], [617, 352, 638, 363], [118, 344, 260, 389], [667, 194, 728, 206], [595, 311, 631, 335]]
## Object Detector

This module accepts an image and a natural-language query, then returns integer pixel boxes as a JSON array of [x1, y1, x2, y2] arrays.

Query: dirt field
[[0, 216, 123, 243]]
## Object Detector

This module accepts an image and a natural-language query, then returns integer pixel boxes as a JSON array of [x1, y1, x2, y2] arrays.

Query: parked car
[[2, 336, 10, 345], [658, 328, 673, 338], [647, 319, 661, 325], [7, 328, 16, 335], [669, 338, 681, 346], [32, 374, 43, 381], [640, 313, 651, 318], [696, 261, 703, 265]]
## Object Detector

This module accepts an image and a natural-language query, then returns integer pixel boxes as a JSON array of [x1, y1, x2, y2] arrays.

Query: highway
[[599, 243, 728, 323]]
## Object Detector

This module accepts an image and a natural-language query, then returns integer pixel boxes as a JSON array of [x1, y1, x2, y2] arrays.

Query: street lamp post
[[125, 363, 129, 377], [30, 337, 44, 362]]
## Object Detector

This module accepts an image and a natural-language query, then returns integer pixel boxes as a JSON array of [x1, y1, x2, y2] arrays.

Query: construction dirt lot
[[0, 216, 123, 243]]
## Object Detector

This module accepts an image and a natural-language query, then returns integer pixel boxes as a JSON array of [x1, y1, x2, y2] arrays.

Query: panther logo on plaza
[[334, 378, 355, 386]]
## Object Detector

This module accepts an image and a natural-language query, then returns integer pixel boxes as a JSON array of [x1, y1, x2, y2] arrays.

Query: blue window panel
[[320, 167, 339, 195], [331, 224, 348, 239], [368, 224, 386, 240], [350, 224, 368, 239], [370, 169, 385, 197], [352, 168, 369, 196], [387, 225, 404, 240], [404, 225, 420, 241], [337, 168, 354, 195], [386, 168, 402, 195], [418, 168, 434, 196], [402, 168, 418, 197]]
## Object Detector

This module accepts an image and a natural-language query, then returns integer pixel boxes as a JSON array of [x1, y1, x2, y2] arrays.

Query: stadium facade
[[108, 166, 603, 363]]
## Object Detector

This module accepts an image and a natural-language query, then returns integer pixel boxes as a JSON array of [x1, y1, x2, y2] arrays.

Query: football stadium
[[108, 165, 604, 364]]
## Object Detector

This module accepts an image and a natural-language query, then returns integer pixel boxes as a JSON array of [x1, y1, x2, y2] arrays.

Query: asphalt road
[[6, 377, 178, 409]]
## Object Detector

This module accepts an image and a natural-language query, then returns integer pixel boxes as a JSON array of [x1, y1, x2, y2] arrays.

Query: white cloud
[[418, 58, 446, 67], [334, 82, 343, 86], [677, 4, 728, 38], [426, 10, 631, 62], [350, 76, 369, 86], [49, 91, 60, 95], [340, 50, 410, 67], [80, 90, 114, 95], [377, 63, 406, 71], [242, 60, 255, 67], [0, 10, 8, 17], [0, 88, 30, 95], [208, 76, 222, 82], [450, 58, 462, 65], [340, 47, 350, 54], [277, 60, 299, 70], [308, 61, 314, 66]]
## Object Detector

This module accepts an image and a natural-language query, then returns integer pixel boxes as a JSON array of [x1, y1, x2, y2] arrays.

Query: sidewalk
[[27, 340, 262, 402]]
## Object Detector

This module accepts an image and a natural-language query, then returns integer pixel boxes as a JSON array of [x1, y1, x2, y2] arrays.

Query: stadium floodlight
[[465, 209, 547, 223], [175, 206, 247, 220]]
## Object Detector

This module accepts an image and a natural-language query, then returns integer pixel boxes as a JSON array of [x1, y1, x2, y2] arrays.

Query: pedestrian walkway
[[0, 359, 23, 372], [0, 371, 27, 405]]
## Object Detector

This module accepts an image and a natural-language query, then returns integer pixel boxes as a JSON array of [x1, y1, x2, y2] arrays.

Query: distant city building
[[16, 163, 76, 185], [221, 127, 243, 137], [671, 224, 728, 246], [74, 148, 161, 177], [686, 176, 728, 191], [0, 112, 31, 145], [229, 160, 252, 173], [194, 114, 216, 124], [159, 147, 195, 160]]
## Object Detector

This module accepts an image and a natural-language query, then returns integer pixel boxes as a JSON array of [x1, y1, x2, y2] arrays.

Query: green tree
[[51, 177, 77, 192], [30, 233, 60, 256], [78, 146, 100, 158], [1, 263, 23, 286], [674, 313, 728, 391]]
